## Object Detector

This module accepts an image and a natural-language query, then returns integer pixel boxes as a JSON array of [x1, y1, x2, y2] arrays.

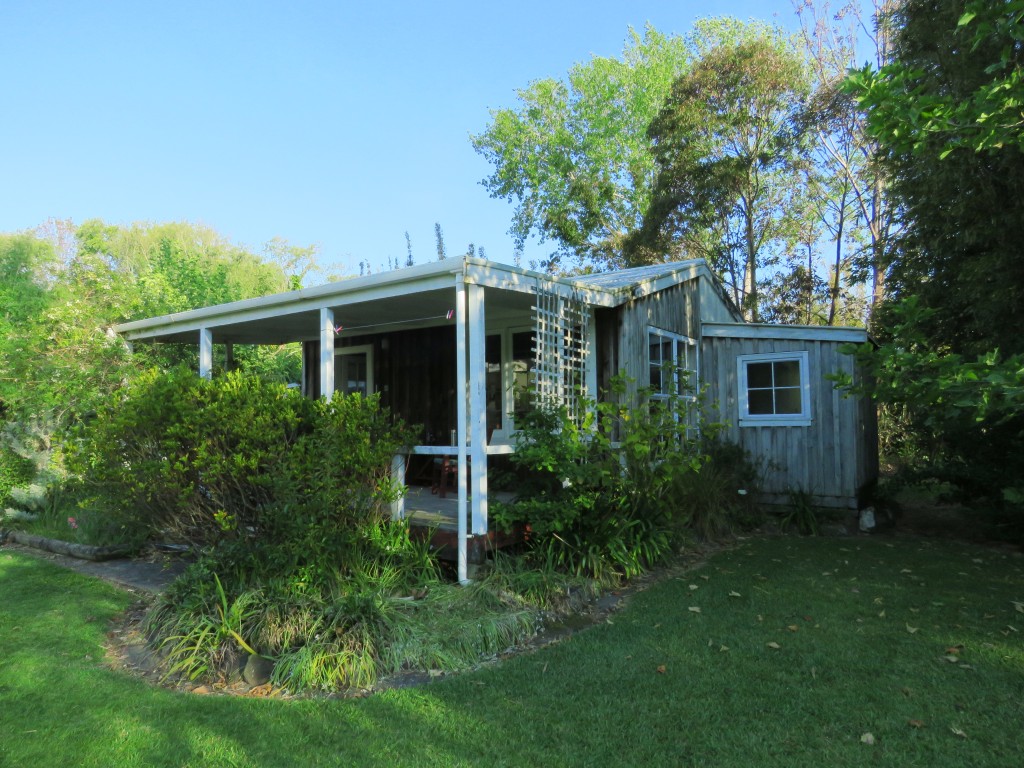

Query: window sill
[[739, 417, 812, 428]]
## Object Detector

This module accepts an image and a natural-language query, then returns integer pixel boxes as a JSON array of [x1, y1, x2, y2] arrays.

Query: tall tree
[[634, 27, 811, 321], [472, 25, 693, 270], [849, 0, 1024, 355], [434, 222, 446, 261], [794, 0, 898, 321], [404, 231, 414, 267], [841, 0, 1024, 525], [0, 221, 299, 435], [264, 237, 323, 290]]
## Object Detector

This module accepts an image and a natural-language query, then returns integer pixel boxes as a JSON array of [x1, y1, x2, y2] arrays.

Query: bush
[[836, 299, 1024, 544], [68, 368, 312, 544], [0, 445, 35, 511], [493, 374, 753, 580], [671, 439, 764, 540]]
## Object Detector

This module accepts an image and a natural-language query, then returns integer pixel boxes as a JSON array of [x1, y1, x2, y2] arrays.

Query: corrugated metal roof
[[575, 259, 705, 289]]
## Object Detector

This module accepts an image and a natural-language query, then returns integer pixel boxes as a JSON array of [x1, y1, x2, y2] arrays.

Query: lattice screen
[[532, 283, 590, 421]]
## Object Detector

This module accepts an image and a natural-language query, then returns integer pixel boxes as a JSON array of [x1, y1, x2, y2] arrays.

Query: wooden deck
[[402, 486, 522, 563]]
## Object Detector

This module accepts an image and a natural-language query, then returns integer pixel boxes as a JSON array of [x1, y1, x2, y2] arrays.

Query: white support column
[[199, 327, 213, 379], [320, 307, 335, 402], [390, 453, 407, 521], [454, 274, 469, 583], [467, 282, 488, 536], [585, 306, 598, 406]]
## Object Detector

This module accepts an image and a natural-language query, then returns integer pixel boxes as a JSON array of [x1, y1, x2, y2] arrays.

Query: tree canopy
[[0, 221, 307, 437], [474, 14, 886, 327], [848, 0, 1024, 355], [471, 25, 693, 271], [843, 0, 1024, 526], [633, 27, 811, 321]]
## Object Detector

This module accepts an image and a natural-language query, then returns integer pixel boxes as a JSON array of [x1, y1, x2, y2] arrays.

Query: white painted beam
[[585, 305, 598, 404], [467, 283, 488, 536], [390, 453, 406, 521], [455, 274, 469, 584], [199, 327, 213, 379], [320, 307, 335, 401]]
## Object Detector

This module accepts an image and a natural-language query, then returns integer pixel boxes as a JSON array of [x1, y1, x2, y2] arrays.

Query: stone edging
[[3, 530, 133, 562]]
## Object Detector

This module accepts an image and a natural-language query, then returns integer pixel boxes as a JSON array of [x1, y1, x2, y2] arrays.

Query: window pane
[[773, 360, 801, 388], [746, 362, 773, 389], [748, 389, 774, 415], [648, 334, 674, 394], [511, 331, 535, 420], [774, 388, 802, 414], [649, 364, 663, 392], [486, 335, 502, 435], [649, 338, 662, 366]]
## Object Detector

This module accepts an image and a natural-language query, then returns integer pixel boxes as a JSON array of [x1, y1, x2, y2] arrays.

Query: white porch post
[[390, 453, 406, 521], [455, 273, 469, 584], [467, 283, 488, 536], [585, 306, 598, 404], [199, 327, 213, 379], [320, 307, 335, 402]]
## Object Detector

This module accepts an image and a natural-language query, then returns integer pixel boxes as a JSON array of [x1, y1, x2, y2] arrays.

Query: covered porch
[[116, 257, 612, 580]]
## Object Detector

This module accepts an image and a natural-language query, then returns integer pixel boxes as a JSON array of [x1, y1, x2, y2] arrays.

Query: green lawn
[[2, 535, 1022, 767]]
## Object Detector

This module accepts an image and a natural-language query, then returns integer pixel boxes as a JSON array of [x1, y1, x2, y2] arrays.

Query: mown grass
[[1, 535, 1022, 767]]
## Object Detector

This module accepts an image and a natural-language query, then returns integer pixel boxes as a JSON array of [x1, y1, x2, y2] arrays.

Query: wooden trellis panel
[[532, 283, 590, 422]]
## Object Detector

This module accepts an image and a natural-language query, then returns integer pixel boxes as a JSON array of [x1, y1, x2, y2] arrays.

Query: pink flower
[[67, 517, 78, 529]]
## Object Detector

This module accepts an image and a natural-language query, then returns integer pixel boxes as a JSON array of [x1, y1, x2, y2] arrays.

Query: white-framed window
[[335, 344, 374, 396], [647, 327, 698, 407], [736, 351, 811, 426]]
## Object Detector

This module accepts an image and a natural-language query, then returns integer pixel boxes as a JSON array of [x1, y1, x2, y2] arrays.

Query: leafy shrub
[[495, 375, 727, 580], [69, 368, 415, 548], [836, 298, 1024, 543], [0, 444, 33, 510], [68, 367, 312, 544], [671, 439, 765, 540]]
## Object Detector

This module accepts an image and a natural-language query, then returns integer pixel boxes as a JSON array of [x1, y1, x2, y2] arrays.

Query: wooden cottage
[[116, 256, 876, 579]]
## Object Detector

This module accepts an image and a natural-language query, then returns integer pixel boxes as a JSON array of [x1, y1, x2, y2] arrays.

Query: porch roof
[[114, 256, 713, 345]]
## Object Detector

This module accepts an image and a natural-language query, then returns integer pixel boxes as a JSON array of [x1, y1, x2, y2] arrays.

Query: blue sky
[[1, 0, 811, 276]]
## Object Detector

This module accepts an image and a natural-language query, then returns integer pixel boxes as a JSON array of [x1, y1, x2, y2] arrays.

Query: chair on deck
[[431, 427, 494, 498], [431, 455, 458, 498]]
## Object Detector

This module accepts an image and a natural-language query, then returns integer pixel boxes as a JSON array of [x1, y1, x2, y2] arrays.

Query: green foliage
[[672, 439, 764, 540], [0, 444, 33, 509], [69, 369, 413, 556], [839, 0, 1024, 539], [849, 0, 1024, 157], [495, 375, 759, 580], [68, 368, 303, 544], [0, 220, 303, 458], [471, 24, 693, 270], [86, 369, 522, 693], [146, 529, 560, 693], [846, 0, 1024, 357], [634, 26, 811, 321], [836, 300, 1024, 540], [778, 488, 820, 536]]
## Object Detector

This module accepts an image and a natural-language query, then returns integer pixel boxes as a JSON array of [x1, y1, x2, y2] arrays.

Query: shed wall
[[599, 281, 700, 399], [700, 334, 874, 508]]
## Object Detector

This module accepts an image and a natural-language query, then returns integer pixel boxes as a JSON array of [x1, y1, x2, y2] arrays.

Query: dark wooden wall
[[305, 326, 457, 446]]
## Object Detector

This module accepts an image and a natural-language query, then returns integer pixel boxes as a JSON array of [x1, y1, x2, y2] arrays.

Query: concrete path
[[1, 541, 189, 594]]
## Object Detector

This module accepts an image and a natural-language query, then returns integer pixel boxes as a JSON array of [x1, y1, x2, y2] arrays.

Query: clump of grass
[[778, 487, 821, 535], [144, 522, 607, 693]]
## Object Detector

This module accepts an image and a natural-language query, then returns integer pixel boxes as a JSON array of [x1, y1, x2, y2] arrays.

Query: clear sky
[[1, 0, 810, 276]]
